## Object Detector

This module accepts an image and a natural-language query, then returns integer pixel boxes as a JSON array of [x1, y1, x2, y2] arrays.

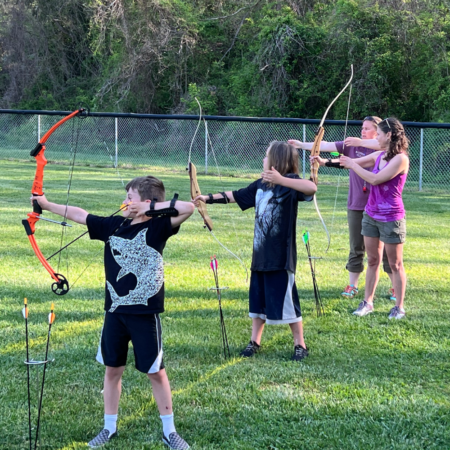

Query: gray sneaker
[[353, 301, 374, 317], [291, 345, 308, 361], [240, 340, 260, 357], [87, 429, 117, 448], [388, 306, 406, 320], [163, 432, 190, 449]]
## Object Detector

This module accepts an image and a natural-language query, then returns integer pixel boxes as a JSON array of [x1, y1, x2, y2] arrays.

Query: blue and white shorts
[[249, 270, 302, 325]]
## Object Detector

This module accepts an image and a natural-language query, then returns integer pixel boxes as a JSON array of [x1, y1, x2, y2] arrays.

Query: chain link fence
[[1, 110, 449, 191]]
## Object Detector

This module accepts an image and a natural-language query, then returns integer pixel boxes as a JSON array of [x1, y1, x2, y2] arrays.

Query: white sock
[[160, 413, 176, 437], [104, 414, 118, 434]]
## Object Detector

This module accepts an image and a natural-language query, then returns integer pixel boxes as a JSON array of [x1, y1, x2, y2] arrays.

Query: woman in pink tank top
[[340, 118, 409, 320], [289, 116, 396, 303]]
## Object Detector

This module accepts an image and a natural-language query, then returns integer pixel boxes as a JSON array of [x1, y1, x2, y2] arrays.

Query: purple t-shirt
[[335, 141, 377, 211], [365, 152, 407, 222]]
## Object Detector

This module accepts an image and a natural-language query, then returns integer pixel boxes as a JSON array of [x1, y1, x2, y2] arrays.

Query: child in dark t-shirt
[[32, 176, 194, 450], [193, 141, 317, 361]]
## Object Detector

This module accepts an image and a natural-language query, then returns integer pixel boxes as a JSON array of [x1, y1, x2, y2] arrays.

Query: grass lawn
[[0, 159, 449, 449]]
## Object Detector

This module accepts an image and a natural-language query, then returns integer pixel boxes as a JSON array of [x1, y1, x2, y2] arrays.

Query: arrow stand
[[209, 256, 232, 358], [208, 286, 231, 358], [24, 358, 55, 450], [23, 300, 56, 450], [302, 232, 325, 317]]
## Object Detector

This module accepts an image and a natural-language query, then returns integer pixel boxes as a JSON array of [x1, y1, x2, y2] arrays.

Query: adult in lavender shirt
[[339, 118, 409, 319], [288, 117, 395, 301]]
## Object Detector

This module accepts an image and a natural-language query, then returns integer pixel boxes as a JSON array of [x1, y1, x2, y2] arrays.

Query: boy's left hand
[[31, 194, 50, 210], [261, 166, 283, 185]]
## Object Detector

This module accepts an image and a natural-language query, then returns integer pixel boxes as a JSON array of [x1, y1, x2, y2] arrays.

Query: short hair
[[125, 176, 165, 201], [362, 116, 382, 128]]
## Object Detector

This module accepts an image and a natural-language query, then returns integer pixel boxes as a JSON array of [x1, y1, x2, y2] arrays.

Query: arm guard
[[205, 192, 230, 204], [145, 193, 179, 217], [325, 160, 344, 169]]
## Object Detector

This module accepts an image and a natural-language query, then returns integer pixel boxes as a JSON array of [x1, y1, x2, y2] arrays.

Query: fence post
[[115, 117, 119, 168], [302, 124, 306, 179], [37, 115, 41, 142], [419, 128, 424, 191], [204, 120, 208, 174]]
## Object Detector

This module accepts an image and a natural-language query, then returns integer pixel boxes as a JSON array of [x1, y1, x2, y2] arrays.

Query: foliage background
[[1, 0, 450, 121]]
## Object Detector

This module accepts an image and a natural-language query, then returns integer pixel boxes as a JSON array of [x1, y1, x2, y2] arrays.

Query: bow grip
[[33, 199, 42, 214], [31, 143, 44, 157]]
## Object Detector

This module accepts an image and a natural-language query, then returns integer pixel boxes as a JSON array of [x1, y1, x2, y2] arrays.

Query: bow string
[[187, 104, 213, 230]]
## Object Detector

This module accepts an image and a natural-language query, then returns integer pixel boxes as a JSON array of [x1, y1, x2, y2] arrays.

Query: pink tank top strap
[[373, 152, 385, 173]]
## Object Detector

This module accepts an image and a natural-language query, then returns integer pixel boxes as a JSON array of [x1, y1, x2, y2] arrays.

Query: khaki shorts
[[347, 209, 391, 273], [361, 212, 406, 244]]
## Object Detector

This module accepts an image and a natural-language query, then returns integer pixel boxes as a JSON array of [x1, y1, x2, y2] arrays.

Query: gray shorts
[[361, 212, 406, 244], [346, 209, 391, 273]]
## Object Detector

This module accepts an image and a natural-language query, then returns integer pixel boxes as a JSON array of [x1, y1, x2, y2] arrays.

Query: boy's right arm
[[127, 199, 195, 228], [31, 195, 89, 225], [170, 201, 195, 227]]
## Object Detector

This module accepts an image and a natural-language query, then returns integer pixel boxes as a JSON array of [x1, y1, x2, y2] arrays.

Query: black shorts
[[96, 312, 164, 374], [249, 270, 302, 325]]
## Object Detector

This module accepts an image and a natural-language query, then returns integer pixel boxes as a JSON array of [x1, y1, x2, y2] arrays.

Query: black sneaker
[[163, 432, 190, 449], [87, 429, 117, 448], [240, 340, 260, 357], [291, 345, 308, 361]]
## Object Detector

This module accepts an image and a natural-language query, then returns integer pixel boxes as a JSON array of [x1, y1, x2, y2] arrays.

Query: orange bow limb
[[23, 108, 85, 295]]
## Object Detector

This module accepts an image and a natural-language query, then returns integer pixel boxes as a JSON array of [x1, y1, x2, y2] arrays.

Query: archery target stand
[[208, 286, 230, 358], [23, 299, 56, 450]]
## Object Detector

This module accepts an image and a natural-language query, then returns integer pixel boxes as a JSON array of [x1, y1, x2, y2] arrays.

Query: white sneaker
[[353, 301, 374, 317], [388, 306, 406, 320]]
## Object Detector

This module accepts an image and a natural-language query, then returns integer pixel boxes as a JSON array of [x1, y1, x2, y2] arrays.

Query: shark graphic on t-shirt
[[106, 229, 164, 312]]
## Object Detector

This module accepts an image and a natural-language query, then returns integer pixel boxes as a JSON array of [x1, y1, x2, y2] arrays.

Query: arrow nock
[[22, 297, 29, 319], [302, 230, 310, 245], [48, 303, 55, 325]]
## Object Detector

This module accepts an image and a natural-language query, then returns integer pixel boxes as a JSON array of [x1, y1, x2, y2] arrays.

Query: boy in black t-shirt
[[32, 176, 193, 450], [193, 141, 317, 361]]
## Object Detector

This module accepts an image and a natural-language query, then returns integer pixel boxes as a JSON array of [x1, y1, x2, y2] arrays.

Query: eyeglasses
[[382, 118, 391, 129]]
